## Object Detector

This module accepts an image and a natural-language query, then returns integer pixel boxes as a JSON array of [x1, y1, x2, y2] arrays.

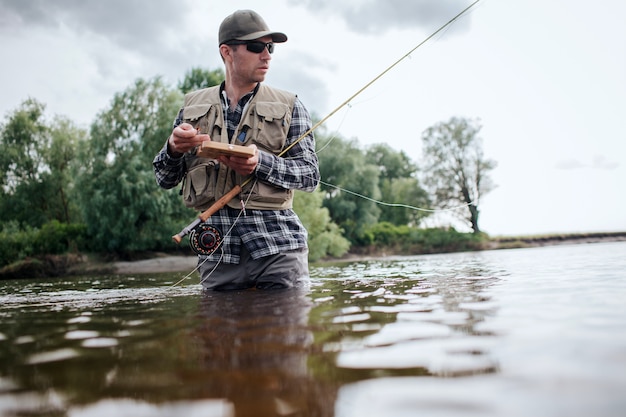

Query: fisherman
[[153, 10, 320, 290]]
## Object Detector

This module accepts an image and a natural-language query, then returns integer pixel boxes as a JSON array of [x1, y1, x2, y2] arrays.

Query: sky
[[1, 0, 624, 237]]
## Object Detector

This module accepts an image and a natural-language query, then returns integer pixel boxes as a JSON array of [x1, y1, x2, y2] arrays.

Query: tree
[[75, 77, 190, 253], [421, 117, 496, 233], [0, 98, 46, 194], [44, 117, 86, 224], [0, 99, 85, 227], [317, 134, 381, 244], [365, 143, 431, 226], [293, 189, 350, 261], [178, 68, 225, 94]]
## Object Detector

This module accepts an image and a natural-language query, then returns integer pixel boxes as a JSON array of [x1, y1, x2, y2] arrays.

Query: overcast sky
[[1, 0, 624, 236]]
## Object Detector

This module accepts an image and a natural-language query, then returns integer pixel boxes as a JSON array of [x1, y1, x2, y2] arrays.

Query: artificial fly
[[171, 0, 482, 252]]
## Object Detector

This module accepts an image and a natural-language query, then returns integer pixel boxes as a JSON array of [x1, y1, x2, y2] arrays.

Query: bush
[[0, 222, 37, 267], [361, 223, 486, 255], [365, 222, 410, 246], [308, 230, 351, 262], [0, 221, 87, 267], [35, 220, 87, 254], [409, 227, 485, 253]]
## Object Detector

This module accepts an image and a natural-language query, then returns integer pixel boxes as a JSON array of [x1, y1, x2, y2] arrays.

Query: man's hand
[[218, 144, 259, 176], [167, 123, 210, 156]]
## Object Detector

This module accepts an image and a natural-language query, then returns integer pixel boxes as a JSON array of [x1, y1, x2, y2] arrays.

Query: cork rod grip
[[171, 185, 243, 244]]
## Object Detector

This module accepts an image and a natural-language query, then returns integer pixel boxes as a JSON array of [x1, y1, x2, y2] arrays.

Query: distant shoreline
[[486, 231, 626, 249], [114, 231, 626, 275], [2, 231, 625, 279]]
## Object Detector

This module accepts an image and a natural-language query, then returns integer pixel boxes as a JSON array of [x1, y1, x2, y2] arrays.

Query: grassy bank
[[487, 231, 626, 250]]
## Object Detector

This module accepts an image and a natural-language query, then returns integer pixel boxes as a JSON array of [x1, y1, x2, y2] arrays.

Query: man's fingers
[[174, 125, 197, 138]]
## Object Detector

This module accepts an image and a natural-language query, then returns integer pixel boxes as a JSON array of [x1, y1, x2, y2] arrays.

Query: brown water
[[1, 242, 625, 416]]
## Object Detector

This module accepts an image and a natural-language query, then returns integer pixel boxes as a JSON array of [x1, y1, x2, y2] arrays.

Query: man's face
[[228, 35, 273, 84]]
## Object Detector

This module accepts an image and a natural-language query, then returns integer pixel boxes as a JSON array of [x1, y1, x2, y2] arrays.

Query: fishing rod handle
[[199, 184, 242, 222], [171, 184, 243, 244]]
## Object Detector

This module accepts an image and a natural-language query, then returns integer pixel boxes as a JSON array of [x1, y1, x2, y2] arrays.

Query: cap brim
[[236, 31, 288, 43]]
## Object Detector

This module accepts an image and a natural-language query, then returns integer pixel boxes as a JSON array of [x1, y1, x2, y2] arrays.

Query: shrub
[[35, 220, 87, 254], [0, 221, 87, 267], [0, 222, 37, 267], [365, 222, 410, 246], [409, 227, 484, 253]]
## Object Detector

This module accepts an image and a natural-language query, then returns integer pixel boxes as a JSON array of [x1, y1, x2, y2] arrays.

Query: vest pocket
[[253, 102, 291, 152], [242, 181, 293, 209], [182, 161, 217, 209]]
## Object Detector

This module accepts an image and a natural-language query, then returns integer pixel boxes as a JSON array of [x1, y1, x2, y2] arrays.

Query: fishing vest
[[180, 84, 296, 212]]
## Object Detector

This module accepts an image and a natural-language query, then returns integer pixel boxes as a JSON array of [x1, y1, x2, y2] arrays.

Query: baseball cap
[[219, 10, 288, 45]]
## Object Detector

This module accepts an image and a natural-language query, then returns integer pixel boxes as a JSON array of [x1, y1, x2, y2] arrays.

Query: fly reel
[[189, 224, 223, 255]]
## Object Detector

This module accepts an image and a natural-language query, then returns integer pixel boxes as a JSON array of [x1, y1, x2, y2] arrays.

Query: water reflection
[[0, 278, 340, 416], [0, 253, 503, 416], [309, 255, 500, 382], [189, 289, 338, 416], [5, 244, 621, 416]]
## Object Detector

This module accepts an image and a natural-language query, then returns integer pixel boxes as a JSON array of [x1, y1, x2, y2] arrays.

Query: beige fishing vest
[[180, 84, 296, 212]]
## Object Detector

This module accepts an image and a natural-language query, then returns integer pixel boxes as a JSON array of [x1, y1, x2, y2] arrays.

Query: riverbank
[[114, 231, 626, 274], [2, 231, 625, 278], [487, 230, 626, 249]]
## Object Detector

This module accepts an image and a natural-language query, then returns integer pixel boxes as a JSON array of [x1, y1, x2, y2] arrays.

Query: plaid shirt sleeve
[[254, 97, 320, 192], [152, 110, 186, 189]]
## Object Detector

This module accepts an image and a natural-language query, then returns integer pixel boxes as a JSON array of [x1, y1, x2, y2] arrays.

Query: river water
[[1, 242, 625, 417]]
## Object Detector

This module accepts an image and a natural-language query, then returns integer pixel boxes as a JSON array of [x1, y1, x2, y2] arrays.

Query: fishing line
[[168, 252, 216, 288], [286, 0, 482, 212], [195, 184, 252, 287], [317, 178, 474, 212], [277, 0, 481, 158], [312, 105, 352, 155], [170, 178, 258, 287], [174, 0, 481, 243], [170, 0, 482, 283], [304, 1, 482, 215]]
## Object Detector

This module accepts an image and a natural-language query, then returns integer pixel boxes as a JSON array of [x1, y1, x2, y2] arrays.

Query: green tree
[[293, 189, 350, 261], [365, 143, 431, 226], [0, 98, 46, 194], [75, 77, 190, 253], [46, 117, 86, 224], [421, 117, 496, 233], [0, 99, 85, 227], [317, 134, 380, 244], [178, 68, 225, 94]]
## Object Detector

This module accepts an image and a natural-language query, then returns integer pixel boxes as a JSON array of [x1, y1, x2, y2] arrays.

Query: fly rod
[[172, 0, 481, 244]]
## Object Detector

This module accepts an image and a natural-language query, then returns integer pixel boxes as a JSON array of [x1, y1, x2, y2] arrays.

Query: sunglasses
[[226, 40, 274, 54]]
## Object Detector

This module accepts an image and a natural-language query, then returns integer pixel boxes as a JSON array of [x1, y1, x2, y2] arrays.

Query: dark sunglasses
[[226, 40, 274, 54]]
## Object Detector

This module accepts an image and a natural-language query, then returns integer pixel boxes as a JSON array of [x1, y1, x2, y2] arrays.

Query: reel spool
[[189, 224, 223, 255]]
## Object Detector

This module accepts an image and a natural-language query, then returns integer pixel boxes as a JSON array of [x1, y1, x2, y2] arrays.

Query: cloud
[[0, 0, 219, 93], [555, 155, 620, 171], [290, 0, 475, 34], [592, 155, 620, 171], [555, 159, 586, 170], [0, 0, 183, 55]]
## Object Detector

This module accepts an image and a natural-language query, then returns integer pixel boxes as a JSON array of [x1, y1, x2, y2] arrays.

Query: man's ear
[[219, 44, 232, 62]]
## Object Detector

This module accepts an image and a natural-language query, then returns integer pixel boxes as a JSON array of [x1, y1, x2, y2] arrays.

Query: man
[[153, 10, 320, 291]]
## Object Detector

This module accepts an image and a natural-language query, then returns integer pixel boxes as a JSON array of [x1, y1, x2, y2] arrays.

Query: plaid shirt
[[153, 83, 319, 263]]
